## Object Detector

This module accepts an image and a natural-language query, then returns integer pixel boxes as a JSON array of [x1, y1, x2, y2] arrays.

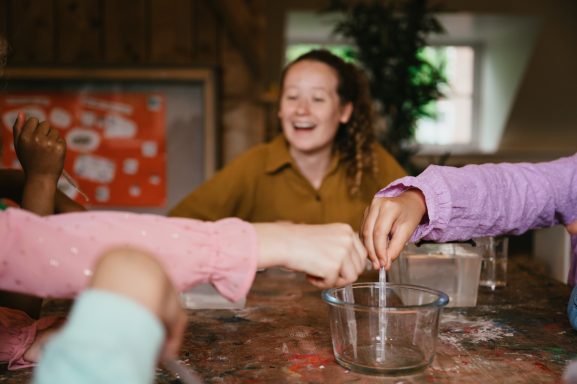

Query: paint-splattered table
[[2, 255, 576, 383]]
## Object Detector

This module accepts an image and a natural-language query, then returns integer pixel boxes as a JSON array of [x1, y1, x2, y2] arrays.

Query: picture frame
[[1, 67, 218, 214]]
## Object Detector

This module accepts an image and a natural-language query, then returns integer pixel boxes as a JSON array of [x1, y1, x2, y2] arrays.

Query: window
[[415, 45, 476, 147]]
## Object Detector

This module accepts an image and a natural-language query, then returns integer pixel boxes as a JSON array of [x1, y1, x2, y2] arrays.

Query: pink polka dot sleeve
[[0, 208, 259, 303]]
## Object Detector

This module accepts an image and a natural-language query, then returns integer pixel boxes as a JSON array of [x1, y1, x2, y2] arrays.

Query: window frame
[[414, 42, 484, 155]]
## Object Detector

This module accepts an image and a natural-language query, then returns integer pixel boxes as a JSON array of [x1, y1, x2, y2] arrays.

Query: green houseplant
[[327, 0, 447, 174]]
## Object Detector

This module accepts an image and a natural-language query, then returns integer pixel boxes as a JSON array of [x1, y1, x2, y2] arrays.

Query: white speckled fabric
[[0, 208, 260, 369]]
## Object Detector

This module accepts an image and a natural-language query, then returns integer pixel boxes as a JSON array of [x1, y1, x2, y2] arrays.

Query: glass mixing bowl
[[322, 283, 449, 375]]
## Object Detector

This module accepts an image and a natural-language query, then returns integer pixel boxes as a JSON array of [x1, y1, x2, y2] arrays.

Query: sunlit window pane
[[416, 46, 475, 146]]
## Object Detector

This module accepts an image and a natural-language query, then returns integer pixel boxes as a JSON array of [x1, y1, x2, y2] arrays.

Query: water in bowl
[[336, 342, 427, 373]]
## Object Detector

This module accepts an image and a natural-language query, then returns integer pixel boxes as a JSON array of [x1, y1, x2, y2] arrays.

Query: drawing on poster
[[1, 92, 166, 207]]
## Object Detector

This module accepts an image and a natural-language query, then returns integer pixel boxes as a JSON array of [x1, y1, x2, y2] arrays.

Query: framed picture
[[1, 68, 218, 214]]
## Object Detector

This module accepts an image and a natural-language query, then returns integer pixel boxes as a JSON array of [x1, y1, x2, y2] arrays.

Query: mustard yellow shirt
[[169, 135, 407, 231]]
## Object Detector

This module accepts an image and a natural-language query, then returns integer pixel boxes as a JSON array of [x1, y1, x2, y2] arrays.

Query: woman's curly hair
[[280, 49, 377, 196]]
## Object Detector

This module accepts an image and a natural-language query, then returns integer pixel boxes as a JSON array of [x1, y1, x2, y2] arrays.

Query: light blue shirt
[[33, 290, 164, 384]]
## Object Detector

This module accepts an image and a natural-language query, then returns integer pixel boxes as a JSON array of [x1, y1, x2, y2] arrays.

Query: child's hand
[[254, 223, 367, 288], [23, 326, 61, 364], [360, 189, 427, 270], [567, 220, 577, 235], [13, 112, 66, 182]]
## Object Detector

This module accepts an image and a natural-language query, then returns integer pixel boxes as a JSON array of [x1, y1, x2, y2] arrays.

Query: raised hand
[[254, 222, 367, 289], [360, 189, 427, 270], [12, 112, 67, 216], [13, 112, 66, 182]]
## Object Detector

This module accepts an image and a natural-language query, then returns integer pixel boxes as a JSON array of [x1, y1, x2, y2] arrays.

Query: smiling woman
[[169, 49, 406, 231], [279, 54, 354, 191]]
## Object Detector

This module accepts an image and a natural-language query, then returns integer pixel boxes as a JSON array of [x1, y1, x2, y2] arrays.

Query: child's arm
[[0, 209, 366, 370], [254, 222, 366, 289], [33, 248, 186, 384], [12, 113, 65, 216], [0, 114, 82, 319], [362, 153, 577, 268], [0, 169, 85, 213], [1, 209, 367, 300], [8, 113, 85, 214]]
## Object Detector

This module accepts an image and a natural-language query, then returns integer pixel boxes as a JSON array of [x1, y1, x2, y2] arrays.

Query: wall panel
[[194, 0, 219, 64], [0, 0, 7, 41], [8, 0, 55, 64], [103, 0, 147, 63], [56, 0, 102, 63], [149, 0, 193, 63]]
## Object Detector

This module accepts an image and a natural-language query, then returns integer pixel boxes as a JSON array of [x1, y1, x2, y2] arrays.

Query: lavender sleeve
[[376, 153, 577, 284]]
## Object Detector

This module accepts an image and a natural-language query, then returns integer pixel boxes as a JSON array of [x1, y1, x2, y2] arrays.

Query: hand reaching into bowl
[[360, 189, 427, 271]]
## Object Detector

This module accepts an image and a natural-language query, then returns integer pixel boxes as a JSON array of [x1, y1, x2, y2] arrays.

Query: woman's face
[[279, 60, 352, 156]]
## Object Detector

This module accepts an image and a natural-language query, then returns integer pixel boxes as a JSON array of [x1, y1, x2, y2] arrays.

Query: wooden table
[[2, 255, 576, 383]]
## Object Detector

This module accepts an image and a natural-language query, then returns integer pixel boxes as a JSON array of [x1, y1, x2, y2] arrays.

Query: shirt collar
[[265, 135, 293, 173], [265, 134, 341, 175]]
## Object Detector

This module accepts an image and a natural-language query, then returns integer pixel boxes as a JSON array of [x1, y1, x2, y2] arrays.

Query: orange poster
[[1, 92, 166, 207]]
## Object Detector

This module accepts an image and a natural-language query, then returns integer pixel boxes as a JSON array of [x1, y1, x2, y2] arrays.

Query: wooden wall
[[0, 0, 271, 165], [0, 0, 220, 65]]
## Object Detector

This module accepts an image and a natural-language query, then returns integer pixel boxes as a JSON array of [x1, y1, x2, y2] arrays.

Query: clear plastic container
[[322, 283, 449, 375], [476, 237, 509, 290], [389, 241, 483, 307]]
